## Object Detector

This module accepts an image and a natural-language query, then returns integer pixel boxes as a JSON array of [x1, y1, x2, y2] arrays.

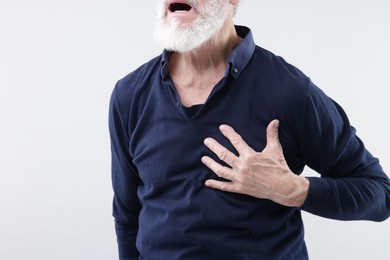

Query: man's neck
[[167, 20, 242, 107]]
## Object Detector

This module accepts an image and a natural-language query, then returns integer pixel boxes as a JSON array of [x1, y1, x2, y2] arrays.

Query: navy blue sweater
[[109, 26, 390, 259]]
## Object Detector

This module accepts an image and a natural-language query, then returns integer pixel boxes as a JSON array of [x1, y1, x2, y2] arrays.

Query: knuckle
[[237, 155, 256, 173], [246, 153, 258, 162], [215, 167, 225, 177], [237, 163, 249, 174], [231, 134, 242, 146], [217, 148, 228, 161], [233, 183, 244, 193], [229, 184, 237, 193], [231, 158, 240, 168], [220, 183, 228, 191], [271, 130, 278, 140]]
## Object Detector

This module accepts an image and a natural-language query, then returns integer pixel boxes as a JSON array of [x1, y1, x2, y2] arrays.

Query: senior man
[[109, 0, 390, 259]]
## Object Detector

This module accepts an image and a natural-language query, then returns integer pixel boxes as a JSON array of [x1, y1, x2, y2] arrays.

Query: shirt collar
[[160, 25, 256, 80]]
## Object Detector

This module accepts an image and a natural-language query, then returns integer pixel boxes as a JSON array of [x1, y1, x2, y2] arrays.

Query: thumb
[[266, 119, 281, 150]]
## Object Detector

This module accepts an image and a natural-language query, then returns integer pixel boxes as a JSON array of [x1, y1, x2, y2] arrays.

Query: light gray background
[[0, 0, 389, 259]]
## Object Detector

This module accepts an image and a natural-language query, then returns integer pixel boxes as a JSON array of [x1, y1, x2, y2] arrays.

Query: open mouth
[[169, 2, 192, 12]]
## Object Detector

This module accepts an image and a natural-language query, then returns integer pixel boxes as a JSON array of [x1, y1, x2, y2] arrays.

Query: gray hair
[[233, 3, 239, 16]]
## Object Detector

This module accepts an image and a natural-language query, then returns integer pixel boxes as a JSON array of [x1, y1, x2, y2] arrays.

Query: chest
[[171, 72, 224, 107], [128, 80, 304, 192]]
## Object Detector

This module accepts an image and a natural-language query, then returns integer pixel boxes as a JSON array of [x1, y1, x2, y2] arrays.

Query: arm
[[298, 83, 390, 221], [109, 87, 141, 259], [202, 83, 390, 221]]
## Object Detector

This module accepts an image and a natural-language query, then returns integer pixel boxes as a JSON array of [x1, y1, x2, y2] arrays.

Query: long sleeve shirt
[[109, 26, 390, 260]]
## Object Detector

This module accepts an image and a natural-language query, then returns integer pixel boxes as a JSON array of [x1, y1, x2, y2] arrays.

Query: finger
[[219, 124, 254, 155], [201, 156, 235, 181], [266, 119, 282, 150], [204, 179, 236, 193], [204, 137, 238, 167]]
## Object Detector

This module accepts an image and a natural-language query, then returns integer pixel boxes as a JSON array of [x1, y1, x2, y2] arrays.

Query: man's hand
[[201, 120, 309, 207]]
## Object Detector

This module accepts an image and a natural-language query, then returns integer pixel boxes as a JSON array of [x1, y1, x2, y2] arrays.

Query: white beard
[[153, 0, 230, 52]]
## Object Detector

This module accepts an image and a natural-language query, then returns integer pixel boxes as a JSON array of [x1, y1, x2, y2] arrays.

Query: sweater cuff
[[300, 177, 330, 213]]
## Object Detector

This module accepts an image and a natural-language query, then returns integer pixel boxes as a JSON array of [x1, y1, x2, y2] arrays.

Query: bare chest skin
[[170, 68, 225, 107]]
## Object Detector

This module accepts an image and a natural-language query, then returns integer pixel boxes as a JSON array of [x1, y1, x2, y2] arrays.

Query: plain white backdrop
[[0, 0, 389, 259]]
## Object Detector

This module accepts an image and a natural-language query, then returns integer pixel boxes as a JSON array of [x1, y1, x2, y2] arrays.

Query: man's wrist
[[277, 174, 309, 208], [288, 175, 309, 207]]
